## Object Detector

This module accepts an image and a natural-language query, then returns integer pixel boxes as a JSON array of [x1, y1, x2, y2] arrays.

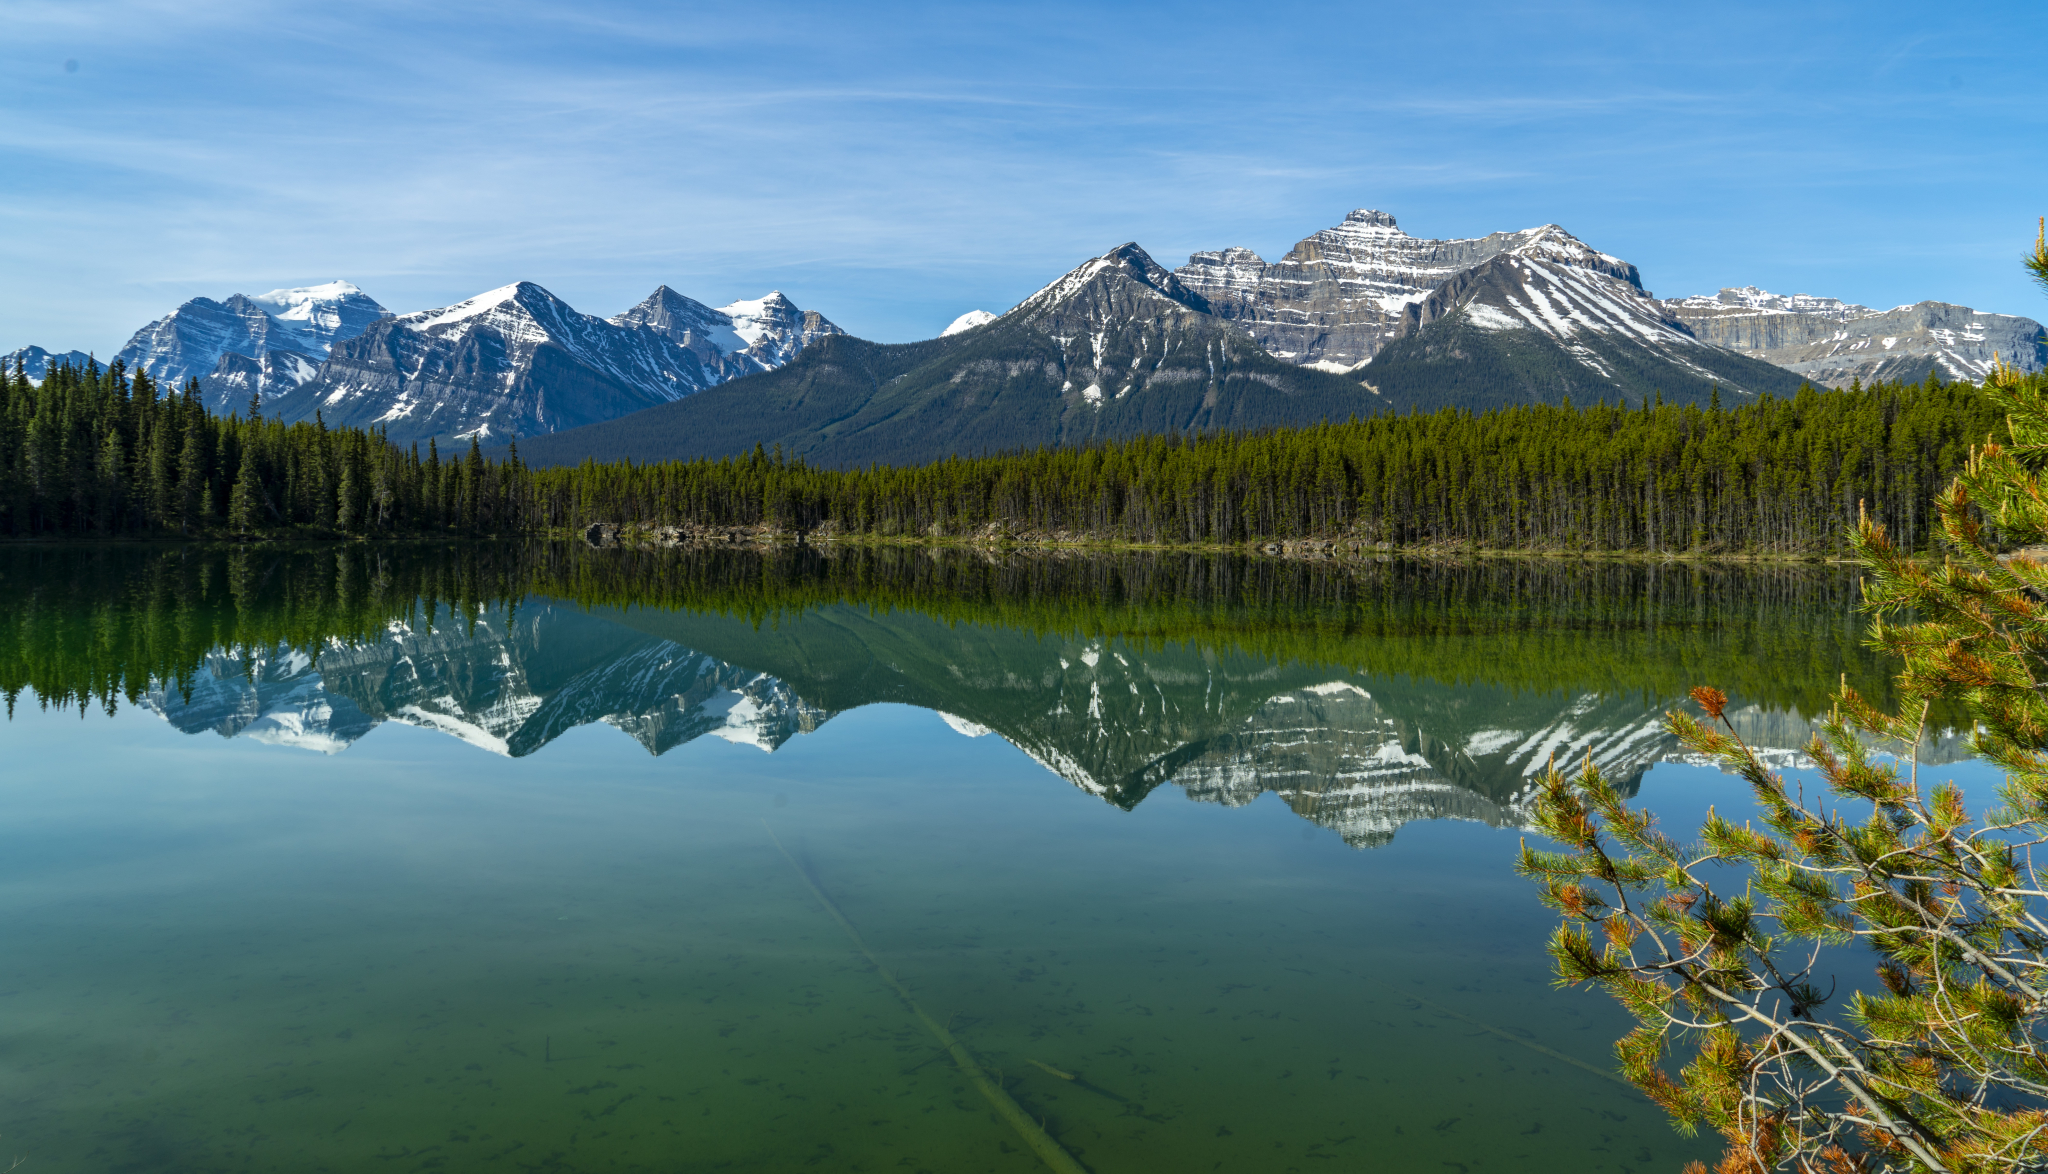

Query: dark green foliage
[[1519, 367, 2048, 1173], [505, 320, 1382, 470], [0, 355, 1997, 554], [519, 372, 1996, 554], [0, 542, 1911, 732], [0, 358, 526, 538]]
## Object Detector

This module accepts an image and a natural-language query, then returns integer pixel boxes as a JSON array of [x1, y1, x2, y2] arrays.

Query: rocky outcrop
[[264, 282, 843, 444], [264, 282, 728, 443], [611, 287, 844, 377], [1173, 210, 1645, 370], [1662, 287, 2045, 386], [113, 281, 390, 405], [199, 347, 323, 409]]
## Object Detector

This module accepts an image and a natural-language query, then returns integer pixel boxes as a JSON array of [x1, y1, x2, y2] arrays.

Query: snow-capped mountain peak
[[942, 310, 996, 337], [1008, 242, 1211, 329], [1669, 286, 1868, 317], [110, 279, 390, 411], [396, 282, 535, 334], [265, 279, 844, 444], [714, 291, 845, 368], [611, 286, 748, 356], [1, 345, 96, 385], [246, 280, 388, 346], [718, 292, 795, 346]]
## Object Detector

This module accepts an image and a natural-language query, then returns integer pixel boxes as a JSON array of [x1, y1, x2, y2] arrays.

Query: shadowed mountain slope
[[506, 243, 1379, 469]]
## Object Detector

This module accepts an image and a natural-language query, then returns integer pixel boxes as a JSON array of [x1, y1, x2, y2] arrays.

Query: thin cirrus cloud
[[3, 0, 2044, 357]]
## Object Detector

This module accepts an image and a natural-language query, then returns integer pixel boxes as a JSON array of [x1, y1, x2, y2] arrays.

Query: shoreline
[[0, 527, 1872, 564]]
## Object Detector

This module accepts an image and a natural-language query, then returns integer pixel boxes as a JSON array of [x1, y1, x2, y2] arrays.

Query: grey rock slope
[[611, 286, 845, 378], [1, 346, 97, 384], [114, 281, 390, 408], [265, 282, 842, 445], [1175, 209, 1639, 370], [505, 242, 1379, 469], [1359, 252, 1814, 409], [1177, 210, 1811, 408], [1663, 287, 2046, 386], [203, 349, 323, 410]]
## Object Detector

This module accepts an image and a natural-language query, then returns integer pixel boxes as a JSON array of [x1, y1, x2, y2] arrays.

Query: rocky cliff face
[[263, 282, 843, 444], [1162, 210, 1811, 410], [200, 348, 323, 410], [609, 287, 844, 379], [1662, 287, 2045, 386], [1173, 210, 1645, 371], [113, 281, 390, 403]]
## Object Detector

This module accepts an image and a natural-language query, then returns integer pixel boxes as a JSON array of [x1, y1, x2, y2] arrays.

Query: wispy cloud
[[3, 0, 2044, 353]]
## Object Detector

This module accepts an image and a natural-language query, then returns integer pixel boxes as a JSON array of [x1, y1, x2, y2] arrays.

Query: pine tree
[[227, 440, 260, 535]]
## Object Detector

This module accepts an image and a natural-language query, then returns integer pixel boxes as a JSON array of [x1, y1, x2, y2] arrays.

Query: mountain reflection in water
[[0, 542, 1957, 850]]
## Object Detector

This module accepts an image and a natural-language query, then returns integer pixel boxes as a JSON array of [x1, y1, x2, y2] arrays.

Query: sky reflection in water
[[0, 547, 2002, 1172]]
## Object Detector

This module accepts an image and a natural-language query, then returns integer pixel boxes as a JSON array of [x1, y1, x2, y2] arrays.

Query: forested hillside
[[0, 355, 2015, 555], [526, 373, 2001, 554]]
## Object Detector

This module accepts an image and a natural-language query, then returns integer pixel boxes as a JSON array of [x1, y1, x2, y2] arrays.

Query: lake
[[0, 544, 1989, 1173]]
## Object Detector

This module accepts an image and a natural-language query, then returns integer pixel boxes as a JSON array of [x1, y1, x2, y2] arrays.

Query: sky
[[5, 0, 2046, 357]]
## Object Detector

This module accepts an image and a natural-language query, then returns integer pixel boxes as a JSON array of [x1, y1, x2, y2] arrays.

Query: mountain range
[[1662, 287, 2045, 387], [9, 208, 2042, 463], [141, 596, 1963, 849], [258, 283, 841, 443]]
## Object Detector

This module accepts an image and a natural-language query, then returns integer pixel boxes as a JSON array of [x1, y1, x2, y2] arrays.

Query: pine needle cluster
[[1522, 343, 2048, 1172]]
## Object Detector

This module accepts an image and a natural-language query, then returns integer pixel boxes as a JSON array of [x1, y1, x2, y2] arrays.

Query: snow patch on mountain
[[397, 284, 527, 334], [1663, 286, 2046, 385], [942, 310, 996, 337], [271, 281, 845, 443]]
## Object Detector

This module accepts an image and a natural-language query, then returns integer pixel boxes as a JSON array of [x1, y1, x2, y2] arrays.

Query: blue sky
[[5, 0, 2045, 356]]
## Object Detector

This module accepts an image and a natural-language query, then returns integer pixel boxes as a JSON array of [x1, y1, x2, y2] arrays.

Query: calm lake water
[[0, 545, 1995, 1173]]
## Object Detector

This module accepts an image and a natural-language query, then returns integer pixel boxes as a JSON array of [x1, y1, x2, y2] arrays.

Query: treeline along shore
[[0, 357, 2018, 554]]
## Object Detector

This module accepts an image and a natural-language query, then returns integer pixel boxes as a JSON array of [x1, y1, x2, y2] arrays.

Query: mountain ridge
[[503, 242, 1383, 469], [1662, 286, 2045, 386]]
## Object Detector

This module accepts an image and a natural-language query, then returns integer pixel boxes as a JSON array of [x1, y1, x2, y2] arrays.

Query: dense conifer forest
[[0, 356, 2018, 553], [0, 360, 525, 538]]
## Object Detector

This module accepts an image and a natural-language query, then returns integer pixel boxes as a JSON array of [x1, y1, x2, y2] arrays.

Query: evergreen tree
[[227, 440, 260, 534]]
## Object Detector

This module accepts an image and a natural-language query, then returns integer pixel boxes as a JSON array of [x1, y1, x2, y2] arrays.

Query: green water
[[0, 546, 1987, 1172]]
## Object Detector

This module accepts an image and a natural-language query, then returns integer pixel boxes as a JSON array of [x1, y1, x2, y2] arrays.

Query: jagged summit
[[1340, 209, 1400, 229], [1178, 210, 1648, 372], [247, 281, 387, 345], [113, 281, 389, 400], [1007, 242, 1211, 335], [713, 291, 843, 368], [613, 286, 747, 356], [1671, 286, 1866, 317], [260, 280, 842, 444]]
